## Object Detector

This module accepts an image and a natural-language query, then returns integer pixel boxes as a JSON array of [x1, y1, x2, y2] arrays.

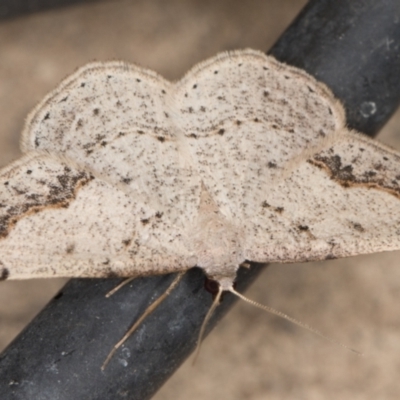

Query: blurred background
[[0, 0, 400, 399]]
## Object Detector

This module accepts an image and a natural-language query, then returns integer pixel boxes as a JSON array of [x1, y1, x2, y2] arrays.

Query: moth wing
[[243, 132, 400, 262], [174, 50, 400, 262], [174, 49, 345, 220], [0, 154, 195, 280], [21, 61, 201, 224]]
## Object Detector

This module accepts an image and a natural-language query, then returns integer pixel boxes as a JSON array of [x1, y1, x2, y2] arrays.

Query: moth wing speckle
[[21, 61, 200, 223], [0, 154, 195, 280], [244, 131, 400, 263], [174, 50, 345, 220]]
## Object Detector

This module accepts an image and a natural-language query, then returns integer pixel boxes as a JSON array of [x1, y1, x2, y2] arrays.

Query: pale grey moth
[[1, 49, 399, 364]]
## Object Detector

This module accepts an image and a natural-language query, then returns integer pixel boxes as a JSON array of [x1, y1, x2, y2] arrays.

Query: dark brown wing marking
[[0, 166, 93, 239], [309, 148, 400, 199]]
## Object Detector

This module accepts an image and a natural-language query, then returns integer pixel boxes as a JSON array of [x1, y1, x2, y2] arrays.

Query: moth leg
[[102, 271, 186, 370], [192, 284, 223, 364], [105, 277, 136, 298]]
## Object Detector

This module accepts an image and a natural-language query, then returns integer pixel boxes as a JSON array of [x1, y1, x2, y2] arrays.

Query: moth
[[1, 49, 399, 366]]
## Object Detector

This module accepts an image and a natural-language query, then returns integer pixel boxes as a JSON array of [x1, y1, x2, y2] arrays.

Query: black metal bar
[[270, 0, 400, 136], [0, 266, 265, 400], [0, 0, 400, 399], [0, 0, 98, 20]]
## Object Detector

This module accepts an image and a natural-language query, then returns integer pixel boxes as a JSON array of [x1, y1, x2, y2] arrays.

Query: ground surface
[[0, 1, 400, 399]]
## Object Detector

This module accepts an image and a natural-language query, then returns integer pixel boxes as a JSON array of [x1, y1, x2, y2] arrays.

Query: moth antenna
[[105, 277, 136, 298], [228, 287, 362, 356], [192, 284, 223, 365], [102, 271, 185, 370]]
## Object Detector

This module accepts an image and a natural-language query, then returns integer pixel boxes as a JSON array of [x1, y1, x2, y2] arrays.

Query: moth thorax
[[192, 213, 244, 285]]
